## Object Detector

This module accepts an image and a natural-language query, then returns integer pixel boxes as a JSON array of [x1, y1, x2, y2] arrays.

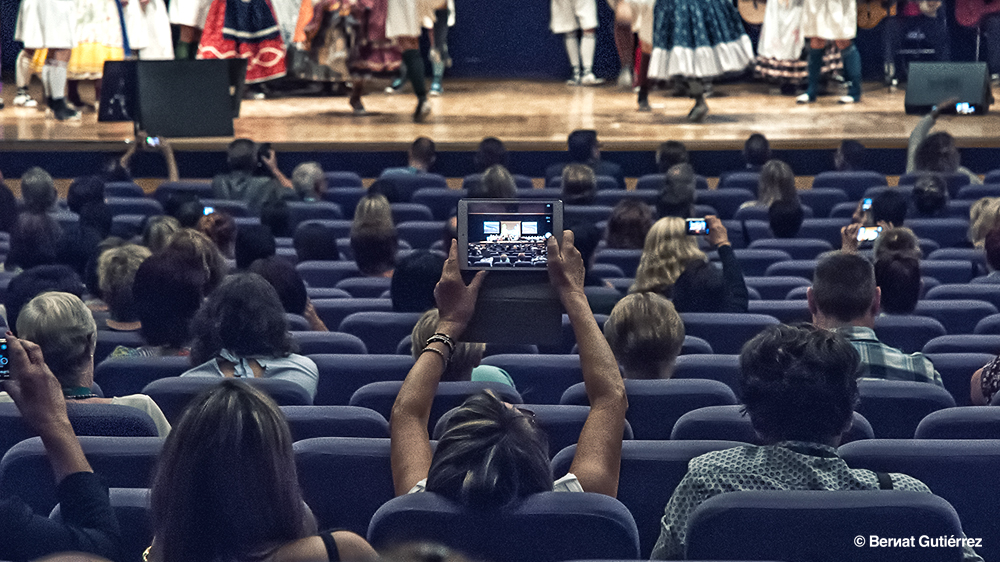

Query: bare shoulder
[[271, 532, 376, 562]]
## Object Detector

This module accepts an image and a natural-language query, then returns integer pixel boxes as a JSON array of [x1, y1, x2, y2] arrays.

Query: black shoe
[[50, 98, 81, 121], [350, 97, 367, 115], [687, 96, 708, 123], [637, 95, 651, 112], [413, 97, 431, 123]]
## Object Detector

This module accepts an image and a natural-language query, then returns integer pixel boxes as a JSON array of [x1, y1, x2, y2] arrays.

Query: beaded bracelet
[[421, 345, 450, 367], [426, 332, 456, 355]]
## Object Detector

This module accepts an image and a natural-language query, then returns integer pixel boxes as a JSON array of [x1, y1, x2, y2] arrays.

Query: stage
[[1, 78, 1000, 179]]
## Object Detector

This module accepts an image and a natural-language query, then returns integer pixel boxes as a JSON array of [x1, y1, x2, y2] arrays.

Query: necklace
[[63, 386, 98, 400]]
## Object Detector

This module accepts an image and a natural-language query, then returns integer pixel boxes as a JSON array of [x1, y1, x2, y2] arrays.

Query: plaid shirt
[[834, 326, 943, 387]]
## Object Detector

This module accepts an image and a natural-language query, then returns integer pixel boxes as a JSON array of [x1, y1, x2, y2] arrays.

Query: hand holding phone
[[862, 198, 872, 212], [857, 226, 883, 242], [0, 338, 8, 380], [685, 218, 709, 235]]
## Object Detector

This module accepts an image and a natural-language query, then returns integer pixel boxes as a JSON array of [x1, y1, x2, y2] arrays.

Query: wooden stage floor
[[1, 79, 999, 152]]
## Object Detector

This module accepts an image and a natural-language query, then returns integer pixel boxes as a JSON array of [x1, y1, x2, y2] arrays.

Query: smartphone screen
[[685, 218, 709, 235], [0, 338, 9, 380], [857, 226, 883, 242], [457, 200, 562, 270], [956, 102, 976, 115], [203, 206, 215, 216], [145, 136, 160, 147], [862, 198, 872, 212]]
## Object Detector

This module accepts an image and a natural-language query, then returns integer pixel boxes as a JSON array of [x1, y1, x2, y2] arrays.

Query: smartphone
[[956, 102, 977, 115], [685, 218, 709, 235], [0, 338, 9, 380], [144, 136, 161, 148], [203, 206, 215, 216], [857, 226, 883, 242], [457, 199, 562, 270], [862, 198, 872, 212]]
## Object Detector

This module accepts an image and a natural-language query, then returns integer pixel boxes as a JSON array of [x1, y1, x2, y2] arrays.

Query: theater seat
[[670, 405, 873, 445]]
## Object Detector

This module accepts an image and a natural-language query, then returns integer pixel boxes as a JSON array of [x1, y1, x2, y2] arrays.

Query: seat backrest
[[51, 487, 153, 562], [856, 379, 956, 439], [593, 248, 643, 278], [906, 218, 971, 249], [763, 259, 818, 279], [142, 377, 313, 424], [412, 188, 467, 220], [295, 261, 362, 288], [310, 354, 414, 405], [743, 276, 811, 300], [681, 335, 713, 354], [200, 198, 251, 217], [593, 189, 658, 207], [289, 331, 367, 355], [280, 405, 389, 441], [0, 436, 162, 515], [287, 201, 345, 232], [925, 283, 1000, 311], [799, 187, 849, 218], [746, 300, 812, 324], [94, 355, 192, 397], [872, 314, 948, 353], [956, 182, 1000, 200], [811, 171, 888, 200], [693, 189, 755, 220], [367, 491, 640, 562], [396, 221, 448, 249], [923, 335, 1000, 355], [914, 299, 999, 334], [921, 352, 994, 407], [390, 202, 435, 223], [349, 381, 522, 430], [560, 378, 738, 440], [718, 171, 760, 193], [93, 330, 147, 365], [899, 172, 970, 198], [480, 354, 582, 404], [747, 238, 835, 260], [323, 187, 366, 218], [310, 297, 393, 328], [919, 260, 978, 284], [670, 405, 874, 445], [153, 180, 214, 203], [679, 313, 780, 355], [840, 438, 1000, 562], [338, 311, 424, 354], [915, 406, 1000, 438], [670, 354, 743, 397], [105, 197, 164, 217], [726, 249, 793, 277], [104, 181, 145, 198], [797, 218, 851, 247], [685, 490, 965, 562], [550, 440, 745, 559], [974, 312, 1000, 334], [380, 173, 448, 201]]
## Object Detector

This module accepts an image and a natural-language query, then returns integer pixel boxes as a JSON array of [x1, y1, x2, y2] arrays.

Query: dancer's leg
[[15, 49, 39, 106], [44, 50, 80, 120], [399, 37, 429, 121], [797, 38, 826, 102], [580, 29, 603, 84], [838, 40, 862, 102], [687, 78, 707, 122], [564, 31, 582, 84], [636, 43, 651, 111]]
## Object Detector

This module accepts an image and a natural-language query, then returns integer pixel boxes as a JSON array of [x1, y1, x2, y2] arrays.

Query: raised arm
[[390, 242, 485, 496], [548, 233, 628, 497]]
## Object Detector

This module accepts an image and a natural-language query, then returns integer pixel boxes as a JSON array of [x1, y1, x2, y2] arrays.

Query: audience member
[[603, 292, 685, 379], [872, 226, 922, 260], [367, 178, 404, 204], [410, 308, 515, 386], [911, 172, 948, 217], [9, 291, 170, 436], [20, 167, 58, 214], [66, 176, 105, 214], [720, 133, 770, 184], [293, 221, 340, 262], [656, 141, 689, 173], [391, 236, 627, 504], [249, 256, 328, 331], [6, 213, 62, 272], [56, 202, 111, 277], [382, 137, 437, 176], [656, 164, 696, 219], [160, 229, 228, 296], [545, 130, 625, 189], [470, 165, 517, 199], [605, 200, 653, 249], [291, 161, 327, 202], [212, 139, 295, 215], [907, 102, 982, 185], [561, 164, 597, 205], [742, 159, 798, 210], [807, 251, 942, 385], [142, 215, 182, 254], [632, 216, 749, 313], [651, 323, 983, 561], [84, 237, 126, 303], [769, 199, 804, 238], [474, 137, 509, 173], [0, 333, 122, 561], [183, 273, 319, 399], [351, 194, 397, 277], [391, 251, 445, 312], [4, 265, 85, 334], [833, 139, 867, 171], [174, 199, 207, 228], [968, 197, 1000, 248], [871, 189, 909, 227], [147, 381, 376, 562], [974, 226, 1000, 284], [874, 253, 921, 315], [260, 198, 291, 238], [234, 224, 277, 270], [197, 212, 237, 259], [97, 244, 152, 331], [0, 181, 17, 233]]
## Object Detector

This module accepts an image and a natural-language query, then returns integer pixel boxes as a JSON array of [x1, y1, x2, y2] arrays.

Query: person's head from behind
[[291, 162, 326, 201], [605, 199, 653, 249], [969, 197, 1000, 247], [235, 224, 276, 270], [426, 389, 552, 507], [986, 226, 1000, 272], [740, 324, 859, 445], [6, 265, 85, 338], [226, 138, 258, 173], [142, 215, 182, 254], [914, 131, 960, 173], [174, 200, 207, 229], [411, 308, 485, 381], [134, 253, 205, 351], [656, 141, 689, 173], [769, 199, 804, 238], [744, 133, 771, 167], [603, 292, 684, 379], [567, 129, 599, 163], [67, 176, 105, 214], [190, 273, 292, 364], [293, 221, 340, 262], [631, 216, 707, 293], [98, 244, 152, 323], [872, 189, 909, 226], [353, 193, 395, 232], [808, 252, 879, 327], [21, 167, 57, 214], [17, 291, 96, 386], [873, 226, 921, 260], [248, 256, 308, 316], [471, 165, 517, 199], [874, 253, 921, 315], [410, 137, 437, 171], [757, 159, 796, 206], [474, 137, 508, 173], [151, 381, 312, 562], [561, 163, 596, 205], [834, 139, 867, 171], [85, 237, 126, 298], [912, 173, 948, 217], [8, 213, 61, 271], [160, 229, 228, 295], [391, 251, 445, 312], [197, 212, 237, 259], [657, 163, 696, 219]]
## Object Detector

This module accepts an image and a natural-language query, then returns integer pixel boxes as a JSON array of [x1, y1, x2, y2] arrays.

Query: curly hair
[[630, 217, 707, 294]]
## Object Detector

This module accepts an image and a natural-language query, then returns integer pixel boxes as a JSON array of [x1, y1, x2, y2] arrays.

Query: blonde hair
[[411, 308, 485, 381], [969, 197, 1000, 248], [873, 227, 922, 260], [604, 293, 685, 379], [352, 193, 395, 234], [478, 165, 517, 199], [143, 215, 182, 254], [17, 291, 96, 385], [98, 244, 153, 322], [561, 164, 596, 205], [162, 229, 228, 295], [630, 217, 707, 293], [757, 159, 797, 206]]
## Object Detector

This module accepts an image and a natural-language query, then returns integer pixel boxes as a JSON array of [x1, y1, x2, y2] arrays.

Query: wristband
[[421, 345, 450, 367], [426, 333, 455, 355]]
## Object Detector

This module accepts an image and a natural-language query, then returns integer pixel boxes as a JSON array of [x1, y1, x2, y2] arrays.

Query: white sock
[[564, 33, 581, 74], [17, 50, 33, 89], [46, 62, 67, 99], [580, 32, 596, 75]]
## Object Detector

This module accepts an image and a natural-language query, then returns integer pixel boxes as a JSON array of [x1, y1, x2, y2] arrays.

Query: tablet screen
[[459, 200, 562, 270]]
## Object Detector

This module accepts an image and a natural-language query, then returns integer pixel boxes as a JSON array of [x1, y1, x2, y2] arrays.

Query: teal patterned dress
[[649, 0, 755, 79]]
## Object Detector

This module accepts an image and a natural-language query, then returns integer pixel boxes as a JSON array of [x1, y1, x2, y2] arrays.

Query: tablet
[[457, 199, 563, 271]]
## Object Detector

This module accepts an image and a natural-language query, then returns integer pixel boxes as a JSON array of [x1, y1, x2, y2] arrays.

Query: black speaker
[[905, 62, 993, 115]]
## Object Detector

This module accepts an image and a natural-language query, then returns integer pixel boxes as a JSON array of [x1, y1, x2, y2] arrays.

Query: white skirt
[[125, 0, 174, 58], [15, 0, 78, 49], [758, 0, 805, 60], [624, 0, 655, 45], [801, 0, 856, 40], [386, 0, 446, 38], [168, 0, 212, 29]]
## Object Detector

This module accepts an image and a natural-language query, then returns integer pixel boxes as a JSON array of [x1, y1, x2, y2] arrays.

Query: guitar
[[956, 0, 1000, 27], [858, 0, 898, 29], [738, 0, 767, 26]]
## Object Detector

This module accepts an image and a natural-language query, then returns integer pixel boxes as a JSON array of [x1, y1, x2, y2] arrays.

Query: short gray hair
[[292, 162, 325, 198], [17, 291, 97, 385], [21, 167, 57, 213]]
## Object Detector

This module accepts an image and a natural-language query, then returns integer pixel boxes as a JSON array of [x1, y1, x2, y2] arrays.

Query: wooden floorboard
[[2, 78, 999, 151]]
